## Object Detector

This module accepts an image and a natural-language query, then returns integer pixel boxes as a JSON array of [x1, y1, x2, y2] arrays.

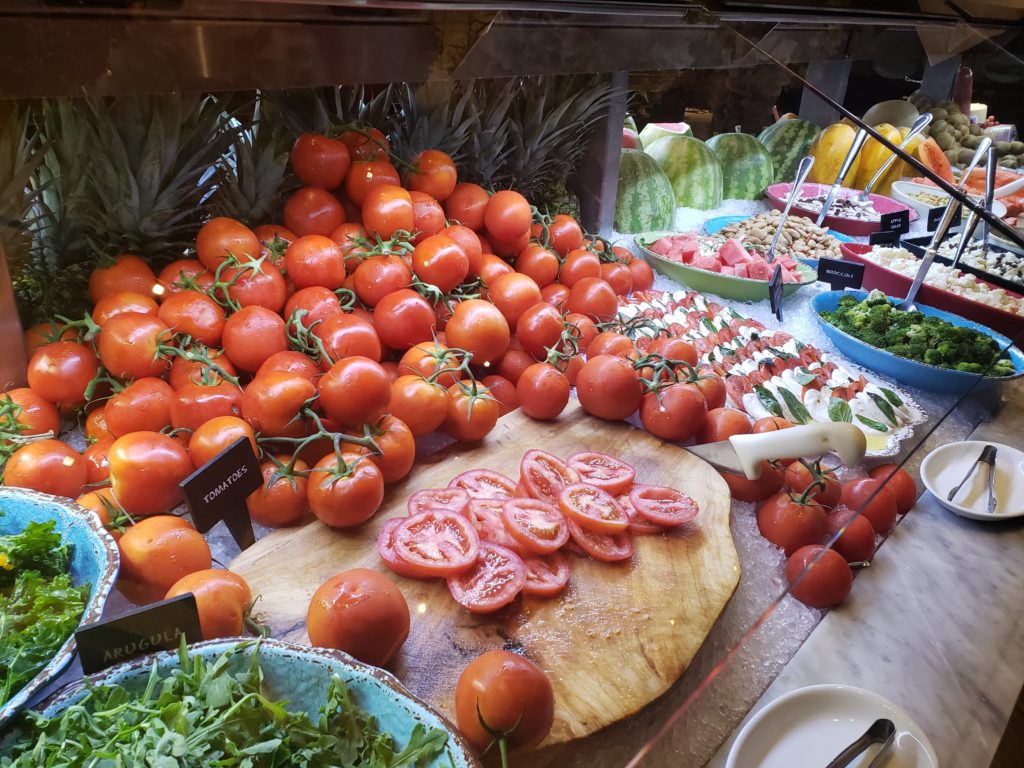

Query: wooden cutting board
[[231, 401, 739, 745]]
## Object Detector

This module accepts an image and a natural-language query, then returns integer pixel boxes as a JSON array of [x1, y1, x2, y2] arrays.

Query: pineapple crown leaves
[[389, 82, 477, 165], [262, 84, 397, 140], [0, 107, 47, 274], [458, 79, 517, 189]]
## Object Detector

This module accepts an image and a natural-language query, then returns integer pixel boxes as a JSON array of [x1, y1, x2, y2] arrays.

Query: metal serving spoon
[[815, 127, 869, 226], [765, 155, 815, 265], [857, 114, 933, 202], [949, 145, 997, 271], [897, 136, 993, 312]]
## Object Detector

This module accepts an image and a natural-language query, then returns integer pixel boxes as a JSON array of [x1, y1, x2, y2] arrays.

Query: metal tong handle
[[766, 155, 815, 264], [826, 719, 896, 768], [982, 145, 998, 248], [815, 127, 869, 226], [898, 137, 992, 311], [950, 145, 998, 269], [860, 114, 933, 199], [983, 445, 999, 514], [948, 444, 997, 502]]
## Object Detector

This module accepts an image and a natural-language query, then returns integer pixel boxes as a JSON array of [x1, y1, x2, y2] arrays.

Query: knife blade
[[686, 422, 867, 479]]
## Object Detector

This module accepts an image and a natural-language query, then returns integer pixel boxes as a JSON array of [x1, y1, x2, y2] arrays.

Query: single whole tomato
[[157, 259, 208, 296], [515, 244, 560, 288], [784, 460, 841, 509], [724, 462, 785, 503], [480, 373, 517, 416], [352, 254, 412, 307], [284, 285, 345, 327], [600, 261, 634, 295], [318, 356, 391, 427], [242, 371, 315, 437], [639, 383, 707, 442], [388, 375, 450, 436], [2, 388, 60, 440], [362, 184, 413, 239], [497, 348, 535, 385], [626, 254, 655, 290], [284, 235, 346, 289], [104, 378, 174, 437], [255, 350, 321, 383], [166, 569, 252, 640], [222, 259, 287, 313], [445, 299, 510, 365], [188, 415, 257, 469], [108, 431, 193, 516], [97, 312, 171, 380], [587, 331, 635, 359], [88, 254, 158, 303], [307, 452, 385, 528], [786, 544, 853, 609], [339, 127, 390, 161], [695, 367, 727, 410], [83, 437, 113, 485], [291, 133, 351, 190], [156, 290, 225, 346], [516, 301, 565, 360], [444, 183, 489, 230], [407, 149, 458, 200], [117, 516, 211, 604], [85, 406, 113, 442], [840, 477, 898, 534], [196, 218, 260, 271], [3, 439, 85, 498], [488, 273, 543, 326], [868, 463, 916, 514], [307, 568, 410, 666], [828, 505, 876, 563], [315, 313, 383, 364], [92, 291, 158, 326], [284, 186, 346, 237], [454, 650, 554, 751], [559, 249, 601, 287], [696, 407, 752, 444], [576, 355, 643, 421], [345, 160, 401, 206], [547, 214, 584, 256], [221, 305, 289, 372], [484, 190, 531, 241], [343, 414, 416, 484], [442, 380, 500, 441], [757, 491, 829, 556], [371, 289, 436, 351], [516, 363, 569, 421], [399, 341, 462, 386], [478, 253, 515, 286], [648, 336, 698, 367], [409, 191, 446, 242], [412, 233, 469, 292], [169, 382, 243, 432], [445, 224, 484, 275], [566, 277, 617, 322], [246, 455, 309, 527]]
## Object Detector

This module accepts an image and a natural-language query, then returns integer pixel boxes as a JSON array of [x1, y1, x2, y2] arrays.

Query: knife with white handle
[[687, 422, 867, 479]]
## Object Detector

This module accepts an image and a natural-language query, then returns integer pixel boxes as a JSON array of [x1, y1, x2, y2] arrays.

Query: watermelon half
[[644, 135, 723, 211], [706, 132, 774, 200], [757, 119, 821, 183], [638, 122, 692, 148], [614, 149, 676, 233]]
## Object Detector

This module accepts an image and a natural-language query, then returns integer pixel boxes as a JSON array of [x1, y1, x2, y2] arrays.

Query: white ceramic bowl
[[919, 440, 1024, 521], [890, 180, 1007, 222], [727, 684, 938, 768]]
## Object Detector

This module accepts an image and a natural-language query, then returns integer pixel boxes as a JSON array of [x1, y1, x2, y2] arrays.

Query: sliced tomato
[[514, 480, 531, 498], [447, 542, 526, 613], [522, 552, 570, 597], [393, 510, 480, 577], [566, 519, 634, 562], [629, 485, 700, 527], [376, 517, 422, 578], [618, 487, 671, 535], [448, 469, 517, 499], [557, 483, 629, 534], [566, 452, 636, 496], [520, 449, 580, 504], [467, 499, 529, 554], [500, 498, 569, 555], [407, 487, 470, 517]]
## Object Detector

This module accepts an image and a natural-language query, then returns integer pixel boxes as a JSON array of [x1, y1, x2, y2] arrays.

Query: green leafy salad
[[1, 639, 451, 767], [822, 290, 1017, 377], [0, 519, 89, 708]]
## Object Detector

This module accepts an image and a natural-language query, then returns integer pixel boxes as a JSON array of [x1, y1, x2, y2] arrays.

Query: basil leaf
[[880, 387, 904, 407], [778, 388, 812, 424], [828, 397, 853, 422], [701, 317, 717, 333], [795, 339, 807, 351], [793, 369, 817, 386], [755, 384, 784, 418], [868, 392, 899, 426], [857, 414, 890, 432]]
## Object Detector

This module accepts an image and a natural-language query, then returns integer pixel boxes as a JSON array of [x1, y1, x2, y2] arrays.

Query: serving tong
[[825, 718, 896, 768], [897, 136, 993, 312], [815, 128, 870, 226], [948, 444, 999, 514], [856, 114, 933, 202], [949, 145, 999, 270], [765, 155, 815, 265]]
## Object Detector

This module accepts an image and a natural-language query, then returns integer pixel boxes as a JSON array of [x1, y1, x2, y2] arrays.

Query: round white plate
[[727, 684, 938, 768], [890, 180, 1007, 221], [920, 440, 1024, 521]]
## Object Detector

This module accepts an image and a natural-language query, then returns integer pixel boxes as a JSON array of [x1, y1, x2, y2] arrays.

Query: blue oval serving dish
[[704, 214, 854, 267], [811, 290, 1024, 394], [2, 638, 478, 766], [0, 487, 119, 727]]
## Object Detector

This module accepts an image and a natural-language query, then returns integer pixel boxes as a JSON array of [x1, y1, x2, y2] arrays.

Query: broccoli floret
[[955, 362, 984, 374]]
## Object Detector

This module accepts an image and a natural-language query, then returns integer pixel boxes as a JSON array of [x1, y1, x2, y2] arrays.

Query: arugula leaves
[[0, 519, 88, 708], [2, 639, 451, 767]]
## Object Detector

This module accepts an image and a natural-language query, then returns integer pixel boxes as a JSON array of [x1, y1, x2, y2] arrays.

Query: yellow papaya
[[807, 123, 861, 185], [873, 125, 925, 195], [852, 123, 902, 191]]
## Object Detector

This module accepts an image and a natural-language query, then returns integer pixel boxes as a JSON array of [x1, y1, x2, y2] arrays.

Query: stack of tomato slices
[[376, 449, 700, 614]]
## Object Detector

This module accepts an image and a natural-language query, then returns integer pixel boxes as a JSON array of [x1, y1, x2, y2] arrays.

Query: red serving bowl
[[840, 242, 1024, 338], [766, 182, 918, 236]]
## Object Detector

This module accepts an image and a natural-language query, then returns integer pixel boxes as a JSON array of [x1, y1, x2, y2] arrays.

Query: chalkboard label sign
[[817, 257, 866, 290], [180, 436, 261, 549], [76, 594, 202, 674], [768, 264, 784, 322], [869, 230, 901, 246], [927, 204, 963, 231], [879, 209, 910, 234]]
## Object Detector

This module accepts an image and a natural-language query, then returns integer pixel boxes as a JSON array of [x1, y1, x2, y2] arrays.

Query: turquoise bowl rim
[[6, 637, 479, 766], [811, 289, 1024, 392], [0, 487, 119, 727]]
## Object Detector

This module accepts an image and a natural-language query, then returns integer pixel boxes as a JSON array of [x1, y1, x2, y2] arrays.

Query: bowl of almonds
[[704, 211, 848, 264]]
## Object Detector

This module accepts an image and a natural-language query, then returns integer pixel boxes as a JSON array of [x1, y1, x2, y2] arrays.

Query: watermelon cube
[[649, 237, 673, 256], [691, 255, 721, 273], [720, 265, 737, 276], [719, 238, 751, 267], [747, 260, 773, 281], [781, 268, 800, 284], [734, 263, 750, 279], [778, 255, 799, 270]]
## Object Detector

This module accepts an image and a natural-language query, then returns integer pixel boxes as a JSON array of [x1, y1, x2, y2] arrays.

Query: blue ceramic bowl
[[703, 214, 854, 267], [0, 487, 119, 727], [1, 638, 477, 766], [811, 290, 1024, 394]]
